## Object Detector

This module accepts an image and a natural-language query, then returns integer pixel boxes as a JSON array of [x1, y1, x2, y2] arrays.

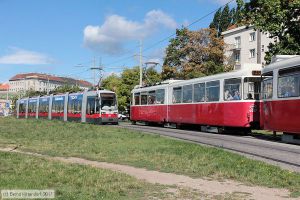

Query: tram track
[[119, 123, 300, 172]]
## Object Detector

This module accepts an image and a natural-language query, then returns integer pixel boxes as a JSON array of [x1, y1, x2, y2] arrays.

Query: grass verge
[[0, 117, 299, 196], [0, 152, 166, 200]]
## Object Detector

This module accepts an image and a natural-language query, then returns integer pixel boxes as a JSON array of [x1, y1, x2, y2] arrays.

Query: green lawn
[[0, 117, 299, 196], [0, 152, 167, 200]]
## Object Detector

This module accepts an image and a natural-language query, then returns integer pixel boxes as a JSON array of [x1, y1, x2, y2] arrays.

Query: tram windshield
[[244, 77, 261, 100], [100, 93, 117, 110]]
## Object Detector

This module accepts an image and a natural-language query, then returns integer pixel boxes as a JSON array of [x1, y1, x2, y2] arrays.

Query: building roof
[[227, 24, 238, 31], [0, 83, 9, 91], [222, 25, 254, 36], [9, 73, 92, 87]]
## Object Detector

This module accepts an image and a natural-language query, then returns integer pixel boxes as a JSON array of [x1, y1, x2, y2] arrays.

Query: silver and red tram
[[261, 56, 300, 143], [16, 90, 118, 124], [131, 65, 262, 132]]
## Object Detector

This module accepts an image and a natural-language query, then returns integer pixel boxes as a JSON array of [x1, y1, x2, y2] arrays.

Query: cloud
[[0, 47, 54, 65], [83, 10, 177, 55]]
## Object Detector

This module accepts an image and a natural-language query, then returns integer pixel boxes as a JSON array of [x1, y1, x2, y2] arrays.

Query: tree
[[244, 0, 300, 63], [51, 85, 82, 94], [209, 8, 222, 36], [210, 1, 246, 36], [143, 66, 161, 86], [232, 0, 245, 25], [162, 28, 190, 79], [219, 4, 232, 34], [162, 28, 230, 80]]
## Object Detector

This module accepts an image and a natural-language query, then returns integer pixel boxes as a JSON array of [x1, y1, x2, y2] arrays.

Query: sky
[[0, 0, 236, 84]]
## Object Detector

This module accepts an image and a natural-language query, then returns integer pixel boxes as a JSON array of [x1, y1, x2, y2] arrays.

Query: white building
[[9, 73, 92, 93], [222, 25, 276, 70]]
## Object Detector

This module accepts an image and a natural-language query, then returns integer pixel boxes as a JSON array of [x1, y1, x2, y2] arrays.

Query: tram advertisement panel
[[39, 97, 50, 118], [52, 96, 65, 120], [67, 94, 83, 122], [28, 99, 38, 118]]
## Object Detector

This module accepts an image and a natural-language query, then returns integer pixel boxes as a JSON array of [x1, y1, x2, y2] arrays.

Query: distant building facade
[[9, 73, 92, 93], [222, 25, 276, 70], [0, 84, 11, 115], [0, 83, 10, 98]]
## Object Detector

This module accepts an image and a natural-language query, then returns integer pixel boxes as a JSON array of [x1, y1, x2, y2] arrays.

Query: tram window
[[173, 87, 182, 103], [68, 95, 83, 114], [244, 77, 261, 100], [278, 67, 300, 98], [52, 97, 65, 113], [134, 93, 140, 105], [206, 81, 220, 102], [224, 78, 241, 101], [148, 91, 156, 105], [183, 85, 193, 103], [28, 100, 37, 113], [194, 83, 205, 102], [141, 93, 148, 105], [156, 89, 165, 104], [86, 96, 98, 115], [19, 102, 26, 113], [262, 72, 273, 99], [262, 79, 273, 99], [96, 100, 100, 113], [39, 98, 49, 113]]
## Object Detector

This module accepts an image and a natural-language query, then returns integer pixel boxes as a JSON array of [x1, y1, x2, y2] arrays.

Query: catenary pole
[[139, 40, 143, 87]]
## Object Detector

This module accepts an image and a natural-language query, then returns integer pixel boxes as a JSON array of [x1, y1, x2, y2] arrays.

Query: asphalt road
[[119, 123, 300, 172]]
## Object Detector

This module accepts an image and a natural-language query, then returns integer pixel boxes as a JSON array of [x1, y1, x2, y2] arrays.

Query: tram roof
[[18, 89, 116, 100], [132, 64, 262, 92], [262, 55, 300, 74]]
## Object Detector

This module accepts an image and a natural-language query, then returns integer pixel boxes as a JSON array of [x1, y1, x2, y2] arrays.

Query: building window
[[250, 49, 256, 58], [249, 32, 256, 41], [235, 52, 240, 63], [262, 45, 265, 52], [234, 36, 241, 48]]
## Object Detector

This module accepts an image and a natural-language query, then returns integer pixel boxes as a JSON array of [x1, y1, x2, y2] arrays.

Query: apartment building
[[9, 73, 92, 93], [222, 25, 275, 70]]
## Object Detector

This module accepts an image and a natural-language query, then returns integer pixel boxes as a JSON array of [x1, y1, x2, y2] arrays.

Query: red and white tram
[[16, 90, 118, 124], [131, 65, 262, 133], [261, 56, 300, 143]]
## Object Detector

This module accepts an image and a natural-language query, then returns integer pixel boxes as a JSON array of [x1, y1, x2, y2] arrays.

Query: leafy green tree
[[210, 1, 246, 36], [244, 0, 300, 63], [162, 28, 230, 80], [233, 0, 245, 25], [51, 85, 82, 94], [143, 66, 161, 86], [25, 89, 47, 97], [209, 8, 223, 36], [162, 28, 190, 79], [219, 4, 232, 34]]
